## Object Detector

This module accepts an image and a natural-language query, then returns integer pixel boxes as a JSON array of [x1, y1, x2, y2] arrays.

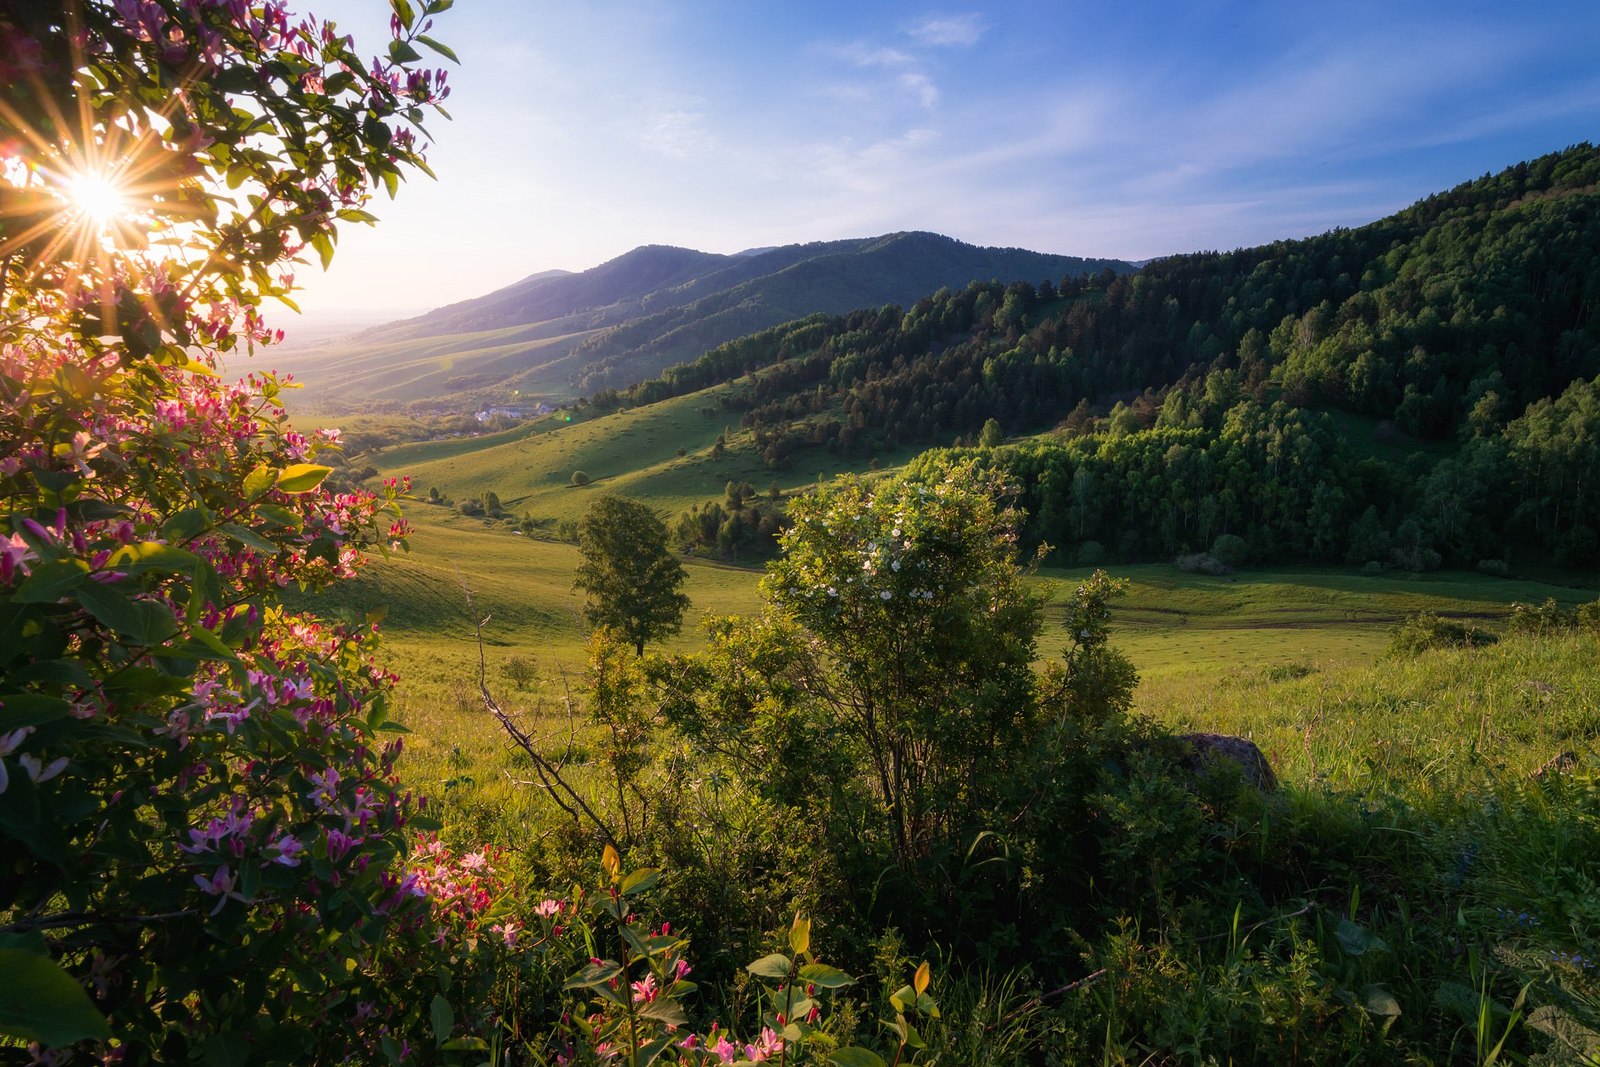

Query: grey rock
[[1178, 732, 1278, 791]]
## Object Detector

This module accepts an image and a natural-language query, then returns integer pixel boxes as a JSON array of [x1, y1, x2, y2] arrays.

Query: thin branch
[[469, 598, 620, 854], [2, 909, 194, 933]]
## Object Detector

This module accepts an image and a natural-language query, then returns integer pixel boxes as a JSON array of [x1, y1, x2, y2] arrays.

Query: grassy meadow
[[308, 402, 1600, 1063]]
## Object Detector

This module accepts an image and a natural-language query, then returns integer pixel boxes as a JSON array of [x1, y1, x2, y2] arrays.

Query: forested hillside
[[274, 232, 1132, 408], [600, 145, 1600, 567]]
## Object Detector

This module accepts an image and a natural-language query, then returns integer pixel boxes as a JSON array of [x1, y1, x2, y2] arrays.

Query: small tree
[[575, 496, 690, 655], [979, 417, 1005, 448], [702, 461, 1045, 871]]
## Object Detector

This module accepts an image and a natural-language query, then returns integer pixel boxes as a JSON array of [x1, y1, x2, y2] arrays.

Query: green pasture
[[317, 506, 1594, 797], [368, 389, 928, 525]]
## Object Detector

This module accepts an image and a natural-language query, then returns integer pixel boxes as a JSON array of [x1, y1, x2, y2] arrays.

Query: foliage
[[0, 0, 462, 1057], [575, 496, 691, 655], [575, 145, 1600, 567], [1386, 611, 1498, 656], [755, 461, 1044, 871]]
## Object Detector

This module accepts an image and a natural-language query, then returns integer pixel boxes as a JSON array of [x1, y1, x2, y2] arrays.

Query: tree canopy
[[575, 496, 691, 655]]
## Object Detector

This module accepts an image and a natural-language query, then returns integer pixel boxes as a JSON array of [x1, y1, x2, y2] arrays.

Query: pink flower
[[266, 834, 304, 866], [194, 865, 246, 914], [711, 1036, 738, 1064], [491, 921, 520, 948], [744, 1027, 784, 1063], [534, 898, 562, 918], [0, 533, 36, 582], [630, 973, 657, 1004]]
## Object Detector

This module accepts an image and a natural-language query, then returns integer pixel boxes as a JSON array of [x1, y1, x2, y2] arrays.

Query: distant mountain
[[275, 233, 1133, 409]]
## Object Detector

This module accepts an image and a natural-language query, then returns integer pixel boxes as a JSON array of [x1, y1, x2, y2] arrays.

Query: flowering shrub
[[0, 0, 459, 1058], [541, 847, 932, 1067]]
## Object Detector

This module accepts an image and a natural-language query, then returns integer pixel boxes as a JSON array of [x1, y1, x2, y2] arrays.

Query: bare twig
[[469, 598, 620, 853], [2, 909, 194, 933]]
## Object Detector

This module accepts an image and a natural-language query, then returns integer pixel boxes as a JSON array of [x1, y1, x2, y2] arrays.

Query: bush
[[1387, 611, 1498, 656], [1476, 558, 1514, 578], [1177, 552, 1232, 576], [0, 0, 460, 1058], [1361, 560, 1386, 576], [571, 470, 592, 486], [1210, 533, 1249, 567], [1077, 540, 1106, 565], [1508, 597, 1578, 635]]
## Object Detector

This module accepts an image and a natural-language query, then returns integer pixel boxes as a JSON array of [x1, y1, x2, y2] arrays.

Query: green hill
[[271, 232, 1132, 411]]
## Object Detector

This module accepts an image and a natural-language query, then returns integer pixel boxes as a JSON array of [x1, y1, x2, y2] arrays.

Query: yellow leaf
[[913, 961, 930, 996]]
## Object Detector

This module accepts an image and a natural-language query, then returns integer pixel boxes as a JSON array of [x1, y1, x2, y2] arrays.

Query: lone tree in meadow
[[575, 496, 691, 655]]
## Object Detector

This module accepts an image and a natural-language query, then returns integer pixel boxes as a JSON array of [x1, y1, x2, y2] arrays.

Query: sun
[[64, 168, 130, 228]]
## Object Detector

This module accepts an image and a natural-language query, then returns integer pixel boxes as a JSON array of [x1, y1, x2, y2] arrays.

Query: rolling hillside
[[271, 232, 1133, 410]]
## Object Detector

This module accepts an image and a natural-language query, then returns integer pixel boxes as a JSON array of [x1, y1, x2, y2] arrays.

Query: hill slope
[[276, 233, 1133, 410]]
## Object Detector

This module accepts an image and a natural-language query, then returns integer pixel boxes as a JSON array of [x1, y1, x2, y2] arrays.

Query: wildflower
[[0, 533, 36, 582], [630, 973, 658, 1003], [266, 834, 304, 866], [744, 1027, 784, 1063], [711, 1036, 739, 1064], [194, 865, 246, 914], [534, 898, 562, 918], [491, 922, 520, 948]]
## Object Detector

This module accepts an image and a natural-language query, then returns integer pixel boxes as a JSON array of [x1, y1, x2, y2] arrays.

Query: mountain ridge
[[275, 232, 1134, 409]]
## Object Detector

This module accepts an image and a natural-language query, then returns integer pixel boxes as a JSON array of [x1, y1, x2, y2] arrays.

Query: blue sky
[[296, 0, 1600, 314]]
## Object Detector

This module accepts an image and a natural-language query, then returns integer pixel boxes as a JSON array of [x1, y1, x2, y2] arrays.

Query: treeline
[[590, 145, 1600, 565], [904, 372, 1600, 569]]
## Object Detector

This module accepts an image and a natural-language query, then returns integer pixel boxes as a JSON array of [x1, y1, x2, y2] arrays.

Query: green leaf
[[0, 693, 72, 729], [243, 465, 277, 501], [563, 960, 622, 990], [747, 953, 792, 979], [388, 38, 422, 64], [0, 948, 111, 1046], [1335, 917, 1388, 957], [789, 914, 810, 956], [798, 963, 855, 990], [106, 541, 201, 576], [639, 998, 688, 1027], [13, 559, 89, 603], [1362, 984, 1402, 1017], [275, 464, 331, 494], [74, 582, 179, 645], [440, 1037, 489, 1052], [429, 994, 454, 1044], [619, 866, 659, 898], [390, 0, 415, 30], [256, 504, 303, 530], [829, 1049, 888, 1067], [416, 34, 459, 63], [219, 523, 280, 555], [203, 1031, 249, 1067]]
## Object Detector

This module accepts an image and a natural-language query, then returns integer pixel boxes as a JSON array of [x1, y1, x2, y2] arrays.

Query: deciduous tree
[[575, 496, 690, 655]]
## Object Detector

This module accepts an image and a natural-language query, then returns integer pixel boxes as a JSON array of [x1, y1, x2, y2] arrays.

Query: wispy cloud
[[904, 13, 985, 48], [899, 72, 939, 109], [632, 92, 719, 160]]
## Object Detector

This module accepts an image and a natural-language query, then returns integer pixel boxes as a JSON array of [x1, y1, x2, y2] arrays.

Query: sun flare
[[64, 169, 129, 227]]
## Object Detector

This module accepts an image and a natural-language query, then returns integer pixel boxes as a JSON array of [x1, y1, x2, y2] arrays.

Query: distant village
[[474, 403, 551, 423]]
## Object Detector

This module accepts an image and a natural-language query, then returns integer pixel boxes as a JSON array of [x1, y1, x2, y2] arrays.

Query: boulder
[[1178, 732, 1278, 791]]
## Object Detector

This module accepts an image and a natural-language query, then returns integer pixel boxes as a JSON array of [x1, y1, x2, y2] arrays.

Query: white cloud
[[904, 13, 985, 48], [899, 72, 939, 109]]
